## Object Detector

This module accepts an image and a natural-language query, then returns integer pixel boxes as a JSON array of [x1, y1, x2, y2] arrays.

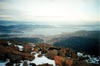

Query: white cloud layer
[[0, 0, 99, 25]]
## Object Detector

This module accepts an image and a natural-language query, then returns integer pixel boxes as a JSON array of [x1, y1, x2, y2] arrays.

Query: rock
[[45, 49, 58, 59], [37, 54, 43, 58], [37, 63, 53, 66], [23, 44, 32, 53], [29, 63, 36, 66], [5, 62, 13, 66], [23, 61, 28, 66]]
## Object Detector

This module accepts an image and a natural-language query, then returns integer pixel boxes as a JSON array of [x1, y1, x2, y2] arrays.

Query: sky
[[0, 0, 100, 25]]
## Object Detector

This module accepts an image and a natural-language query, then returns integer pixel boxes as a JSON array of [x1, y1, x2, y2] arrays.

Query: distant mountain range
[[0, 24, 55, 35]]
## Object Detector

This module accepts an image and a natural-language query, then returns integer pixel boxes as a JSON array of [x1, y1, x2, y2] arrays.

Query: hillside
[[49, 30, 100, 56]]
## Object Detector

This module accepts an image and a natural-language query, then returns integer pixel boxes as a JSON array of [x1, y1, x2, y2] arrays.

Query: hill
[[50, 30, 100, 56]]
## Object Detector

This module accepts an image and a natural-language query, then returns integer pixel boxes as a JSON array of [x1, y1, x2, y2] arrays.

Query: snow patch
[[30, 53, 56, 66]]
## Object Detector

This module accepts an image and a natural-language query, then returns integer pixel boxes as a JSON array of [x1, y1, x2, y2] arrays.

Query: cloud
[[0, 0, 99, 25]]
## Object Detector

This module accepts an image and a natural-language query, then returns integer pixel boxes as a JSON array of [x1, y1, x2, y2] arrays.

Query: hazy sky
[[0, 0, 99, 25]]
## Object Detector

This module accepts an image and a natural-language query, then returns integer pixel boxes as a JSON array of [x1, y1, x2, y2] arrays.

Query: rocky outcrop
[[0, 40, 99, 66]]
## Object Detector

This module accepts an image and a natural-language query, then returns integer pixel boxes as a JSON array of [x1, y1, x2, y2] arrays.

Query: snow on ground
[[16, 45, 23, 51], [86, 56, 99, 64], [0, 62, 7, 66], [29, 53, 56, 66], [77, 52, 83, 57], [77, 52, 100, 64], [7, 41, 12, 45], [0, 53, 56, 66]]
